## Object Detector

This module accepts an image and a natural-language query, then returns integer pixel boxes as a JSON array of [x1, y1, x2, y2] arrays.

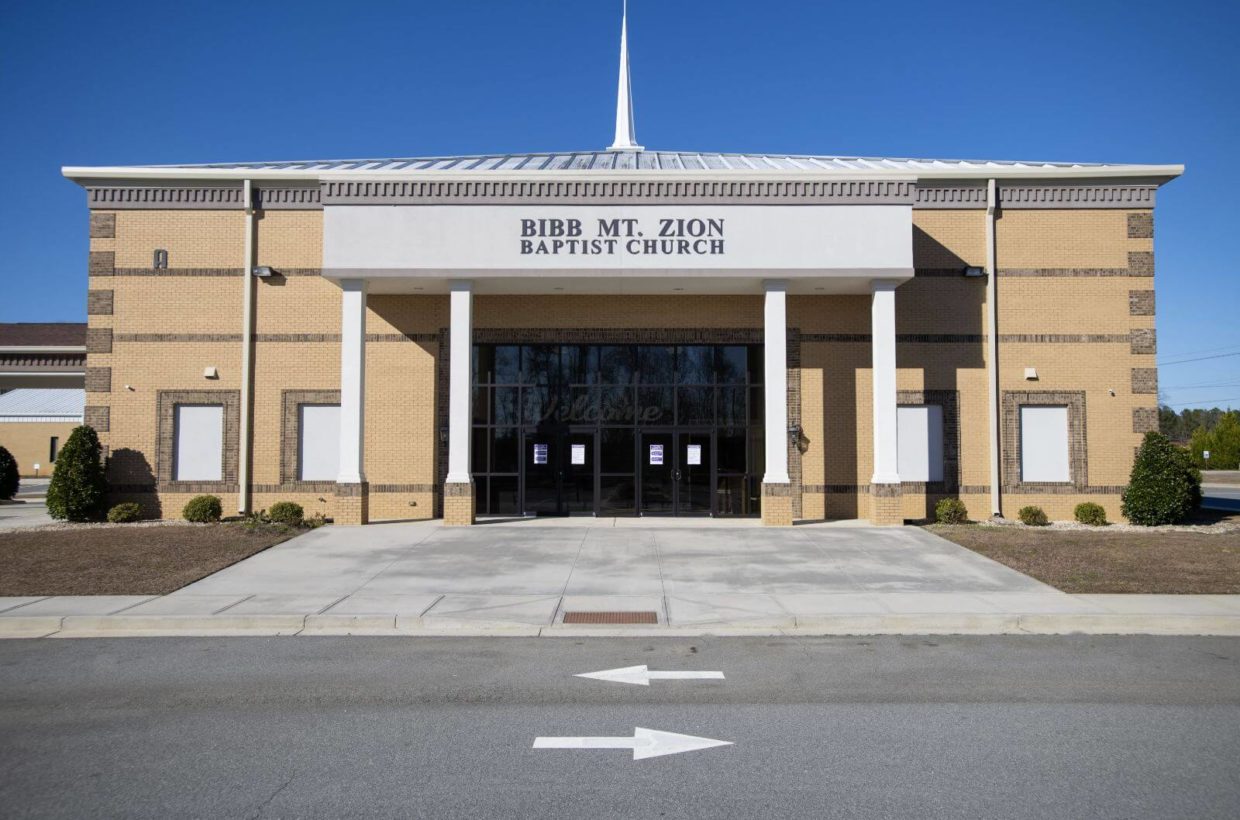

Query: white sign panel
[[571, 443, 586, 465], [325, 204, 912, 275], [533, 443, 548, 465], [649, 444, 664, 465], [686, 444, 702, 466]]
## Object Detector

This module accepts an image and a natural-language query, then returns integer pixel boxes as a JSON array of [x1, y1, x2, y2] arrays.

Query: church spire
[[607, 0, 642, 151]]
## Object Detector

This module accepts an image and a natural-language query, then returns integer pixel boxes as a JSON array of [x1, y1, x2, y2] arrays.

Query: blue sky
[[1, 0, 1236, 409]]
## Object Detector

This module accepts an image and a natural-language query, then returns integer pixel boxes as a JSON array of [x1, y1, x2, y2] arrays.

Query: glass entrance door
[[639, 430, 714, 516], [522, 428, 597, 516], [676, 430, 713, 516]]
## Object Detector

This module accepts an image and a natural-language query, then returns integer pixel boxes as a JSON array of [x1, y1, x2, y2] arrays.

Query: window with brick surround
[[897, 405, 944, 482], [1020, 406, 1070, 483], [298, 404, 340, 481], [173, 405, 224, 481]]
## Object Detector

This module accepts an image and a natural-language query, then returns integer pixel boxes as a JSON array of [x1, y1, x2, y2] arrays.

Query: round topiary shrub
[[0, 445, 18, 501], [267, 501, 304, 526], [1074, 502, 1108, 526], [46, 425, 108, 522], [1122, 431, 1201, 526], [935, 497, 969, 525], [1018, 505, 1049, 526], [106, 502, 142, 523], [182, 494, 222, 523]]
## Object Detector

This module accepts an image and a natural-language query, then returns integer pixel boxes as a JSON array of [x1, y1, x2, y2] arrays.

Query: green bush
[[106, 502, 142, 523], [935, 497, 969, 524], [1073, 502, 1108, 526], [1122, 431, 1201, 526], [1018, 506, 1049, 526], [0, 445, 18, 501], [46, 426, 108, 522], [267, 501, 304, 526], [182, 494, 222, 523]]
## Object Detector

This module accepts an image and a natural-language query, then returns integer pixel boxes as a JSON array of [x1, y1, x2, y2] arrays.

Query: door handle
[[673, 469, 682, 481]]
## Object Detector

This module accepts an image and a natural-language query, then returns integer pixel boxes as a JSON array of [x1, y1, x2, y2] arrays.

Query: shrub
[[267, 501, 304, 526], [935, 497, 969, 525], [182, 494, 222, 523], [1018, 506, 1049, 526], [0, 445, 18, 501], [1122, 431, 1201, 526], [1073, 502, 1108, 526], [106, 502, 142, 523], [46, 425, 108, 522]]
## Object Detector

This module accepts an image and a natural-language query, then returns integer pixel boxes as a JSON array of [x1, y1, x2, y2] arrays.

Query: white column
[[870, 280, 900, 485], [446, 281, 473, 484], [762, 280, 790, 485], [336, 279, 367, 485]]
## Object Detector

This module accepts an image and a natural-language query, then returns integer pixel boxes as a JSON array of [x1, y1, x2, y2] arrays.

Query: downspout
[[985, 178, 1001, 517], [238, 179, 255, 514]]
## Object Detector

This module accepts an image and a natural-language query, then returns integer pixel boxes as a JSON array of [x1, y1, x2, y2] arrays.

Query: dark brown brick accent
[[1127, 212, 1153, 239], [155, 390, 241, 491], [1127, 251, 1154, 276], [89, 213, 116, 239], [84, 405, 110, 432], [85, 366, 112, 393], [87, 290, 114, 315], [1129, 290, 1155, 316], [85, 327, 113, 354], [1000, 268, 1131, 278], [1132, 368, 1159, 394], [334, 482, 370, 497], [280, 389, 342, 484], [869, 482, 902, 498], [1132, 407, 1158, 434], [1001, 391, 1087, 492], [1130, 328, 1156, 355], [443, 481, 474, 496], [761, 482, 794, 497], [88, 250, 115, 276]]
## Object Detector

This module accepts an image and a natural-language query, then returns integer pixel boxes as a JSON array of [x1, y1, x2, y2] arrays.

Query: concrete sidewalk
[[2, 518, 1238, 637]]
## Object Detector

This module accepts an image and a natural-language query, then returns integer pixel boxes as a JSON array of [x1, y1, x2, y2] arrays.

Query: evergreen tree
[[0, 446, 18, 500], [46, 425, 108, 522], [1122, 431, 1200, 525]]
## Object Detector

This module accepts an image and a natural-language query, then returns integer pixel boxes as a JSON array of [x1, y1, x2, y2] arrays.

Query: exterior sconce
[[963, 266, 985, 278], [1024, 367, 1039, 381], [253, 266, 276, 278], [787, 423, 809, 454], [153, 249, 168, 269], [203, 366, 219, 379]]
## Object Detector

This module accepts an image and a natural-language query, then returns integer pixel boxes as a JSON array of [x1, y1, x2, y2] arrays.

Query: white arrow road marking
[[575, 665, 726, 686], [533, 727, 733, 760]]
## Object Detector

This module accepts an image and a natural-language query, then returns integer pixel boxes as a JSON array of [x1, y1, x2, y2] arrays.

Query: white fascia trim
[[0, 371, 86, 377], [0, 416, 83, 423], [0, 346, 87, 354], [61, 164, 1184, 184]]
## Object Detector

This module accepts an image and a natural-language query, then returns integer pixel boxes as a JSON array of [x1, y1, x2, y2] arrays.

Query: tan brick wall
[[86, 201, 1160, 526], [0, 422, 78, 477]]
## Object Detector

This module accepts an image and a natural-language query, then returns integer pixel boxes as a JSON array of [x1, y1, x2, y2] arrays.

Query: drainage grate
[[562, 611, 659, 625]]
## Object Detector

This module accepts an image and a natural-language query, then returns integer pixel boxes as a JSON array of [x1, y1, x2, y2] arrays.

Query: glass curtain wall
[[471, 343, 764, 516]]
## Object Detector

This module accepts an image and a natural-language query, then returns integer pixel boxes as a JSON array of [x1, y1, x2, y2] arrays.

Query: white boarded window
[[1021, 406, 1070, 482], [174, 405, 224, 481], [897, 405, 944, 482], [299, 404, 340, 481]]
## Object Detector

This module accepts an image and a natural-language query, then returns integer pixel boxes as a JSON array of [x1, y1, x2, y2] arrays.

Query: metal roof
[[133, 150, 1149, 174], [0, 388, 85, 419]]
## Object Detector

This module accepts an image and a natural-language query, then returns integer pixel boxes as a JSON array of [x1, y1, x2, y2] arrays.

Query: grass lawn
[[929, 521, 1240, 594], [0, 524, 296, 597]]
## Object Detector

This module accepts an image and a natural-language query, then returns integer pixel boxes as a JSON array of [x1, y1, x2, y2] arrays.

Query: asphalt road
[[2, 637, 1239, 819]]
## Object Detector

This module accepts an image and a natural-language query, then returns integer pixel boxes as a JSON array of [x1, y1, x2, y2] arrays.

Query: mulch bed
[[0, 524, 295, 596], [929, 521, 1240, 594]]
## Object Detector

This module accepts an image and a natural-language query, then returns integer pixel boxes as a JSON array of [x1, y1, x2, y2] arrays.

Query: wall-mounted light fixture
[[153, 249, 168, 269], [963, 266, 985, 278], [1024, 367, 1039, 381], [203, 366, 219, 380], [253, 266, 275, 278]]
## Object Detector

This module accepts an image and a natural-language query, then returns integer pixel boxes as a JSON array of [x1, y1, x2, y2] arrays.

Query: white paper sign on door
[[533, 443, 548, 465], [571, 443, 586, 465], [686, 444, 702, 466], [649, 444, 664, 465]]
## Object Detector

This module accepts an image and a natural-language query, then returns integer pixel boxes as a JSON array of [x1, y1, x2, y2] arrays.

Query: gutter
[[985, 179, 1001, 517], [238, 180, 255, 515]]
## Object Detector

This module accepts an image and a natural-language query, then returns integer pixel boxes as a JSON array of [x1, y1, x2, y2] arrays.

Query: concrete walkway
[[2, 518, 1239, 637]]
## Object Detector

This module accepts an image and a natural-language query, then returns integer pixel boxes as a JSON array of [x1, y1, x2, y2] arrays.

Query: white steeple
[[607, 0, 642, 152]]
